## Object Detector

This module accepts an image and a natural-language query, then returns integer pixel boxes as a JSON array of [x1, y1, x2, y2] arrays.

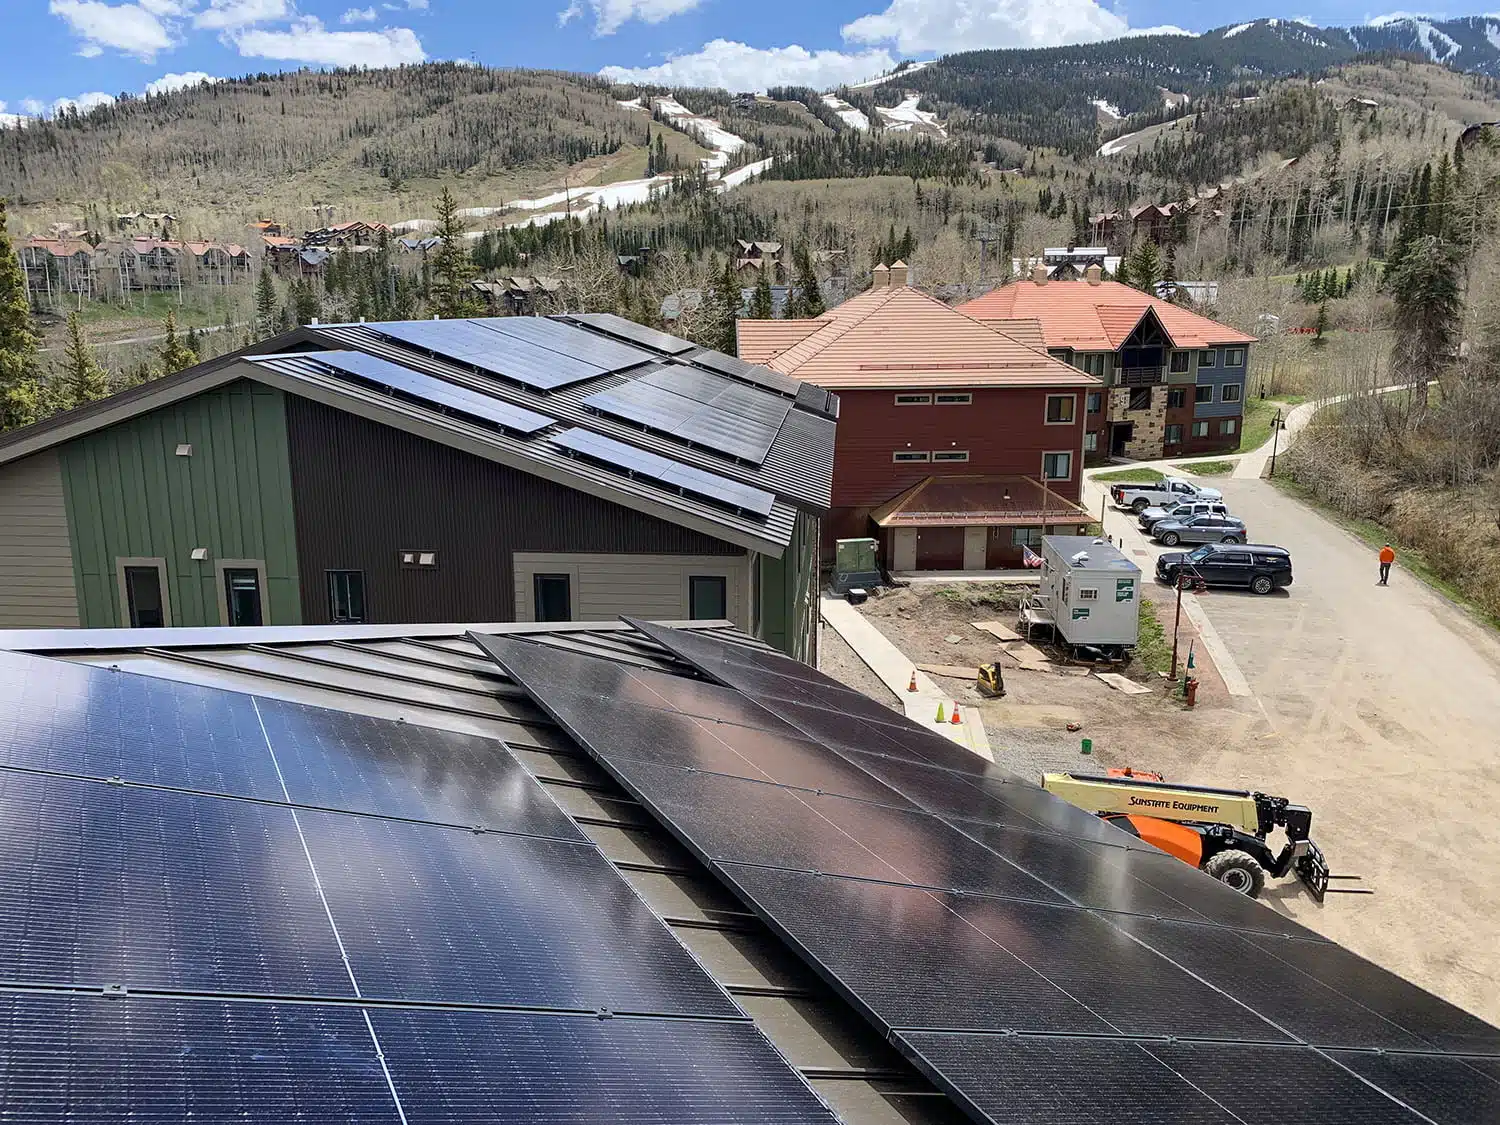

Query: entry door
[[914, 527, 965, 570], [223, 568, 264, 626], [1111, 422, 1134, 456], [533, 573, 572, 622], [124, 566, 166, 628]]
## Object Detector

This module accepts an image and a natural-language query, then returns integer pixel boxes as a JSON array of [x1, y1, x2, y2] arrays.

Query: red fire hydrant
[[1184, 677, 1200, 709]]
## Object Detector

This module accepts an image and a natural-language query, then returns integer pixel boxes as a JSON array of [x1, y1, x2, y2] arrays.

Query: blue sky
[[1, 1, 1491, 119]]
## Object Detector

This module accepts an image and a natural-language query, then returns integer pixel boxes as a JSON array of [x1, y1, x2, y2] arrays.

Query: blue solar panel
[[553, 428, 776, 518], [475, 317, 654, 373], [372, 320, 606, 390], [307, 351, 556, 434]]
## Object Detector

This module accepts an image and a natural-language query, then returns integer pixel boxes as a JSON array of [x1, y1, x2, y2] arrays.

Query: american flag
[[1022, 544, 1043, 568]]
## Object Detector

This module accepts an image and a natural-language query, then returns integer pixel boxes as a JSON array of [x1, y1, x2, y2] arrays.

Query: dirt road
[[1110, 477, 1500, 1024]]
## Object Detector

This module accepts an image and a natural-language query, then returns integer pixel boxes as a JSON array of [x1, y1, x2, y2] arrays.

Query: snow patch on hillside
[[1098, 129, 1141, 157], [847, 60, 932, 90], [651, 96, 747, 170], [877, 94, 946, 136], [822, 93, 870, 131], [1090, 98, 1123, 121], [719, 156, 776, 188], [1223, 22, 1254, 38], [1488, 20, 1500, 51]]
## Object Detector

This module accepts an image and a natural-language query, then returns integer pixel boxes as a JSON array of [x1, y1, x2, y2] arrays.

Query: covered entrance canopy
[[872, 475, 1091, 571]]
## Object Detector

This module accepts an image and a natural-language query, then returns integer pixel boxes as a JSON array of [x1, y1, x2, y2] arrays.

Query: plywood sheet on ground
[[972, 620, 1020, 641]]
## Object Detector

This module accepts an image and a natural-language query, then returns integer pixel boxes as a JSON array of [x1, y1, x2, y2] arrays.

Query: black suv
[[1156, 543, 1293, 595]]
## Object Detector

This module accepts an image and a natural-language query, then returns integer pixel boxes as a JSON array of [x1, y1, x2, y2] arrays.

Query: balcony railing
[[1118, 366, 1164, 387]]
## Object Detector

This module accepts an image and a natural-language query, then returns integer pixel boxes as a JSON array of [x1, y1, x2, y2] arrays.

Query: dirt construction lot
[[826, 477, 1500, 1027]]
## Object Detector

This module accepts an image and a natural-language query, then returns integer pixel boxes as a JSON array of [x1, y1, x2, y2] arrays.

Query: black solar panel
[[687, 348, 804, 396], [585, 367, 788, 464], [307, 350, 557, 433], [296, 808, 739, 1016], [0, 771, 352, 998], [552, 428, 777, 517], [565, 311, 699, 356], [476, 316, 654, 373], [371, 319, 607, 389], [1329, 1050, 1500, 1123], [0, 993, 401, 1122]]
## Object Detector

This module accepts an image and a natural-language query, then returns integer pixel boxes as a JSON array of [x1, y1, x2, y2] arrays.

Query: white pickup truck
[[1110, 476, 1224, 513]]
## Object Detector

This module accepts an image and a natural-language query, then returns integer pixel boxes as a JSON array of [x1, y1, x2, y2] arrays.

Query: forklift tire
[[1204, 849, 1266, 897]]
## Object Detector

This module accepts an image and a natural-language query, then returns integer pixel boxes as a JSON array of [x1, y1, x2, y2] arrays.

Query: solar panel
[[566, 311, 699, 356], [0, 993, 401, 1122], [296, 807, 740, 1016], [0, 770, 353, 997], [253, 696, 587, 838], [308, 350, 556, 434], [688, 348, 804, 396], [372, 320, 607, 390], [476, 316, 654, 373], [1329, 1050, 1500, 1123], [586, 371, 786, 464], [552, 428, 777, 518]]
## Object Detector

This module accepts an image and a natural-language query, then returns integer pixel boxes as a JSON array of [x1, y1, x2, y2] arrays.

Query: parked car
[[1157, 543, 1294, 595], [1110, 476, 1223, 513], [1151, 514, 1248, 546], [1137, 500, 1232, 532]]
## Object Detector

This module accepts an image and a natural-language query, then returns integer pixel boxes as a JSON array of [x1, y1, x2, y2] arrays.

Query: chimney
[[889, 259, 909, 286], [871, 262, 890, 290], [1031, 263, 1049, 286], [1085, 264, 1103, 286]]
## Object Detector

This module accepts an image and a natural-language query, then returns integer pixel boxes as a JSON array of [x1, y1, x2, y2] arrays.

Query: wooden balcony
[[1118, 366, 1164, 387]]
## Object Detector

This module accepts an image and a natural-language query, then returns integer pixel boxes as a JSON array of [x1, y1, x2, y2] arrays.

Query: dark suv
[[1156, 543, 1293, 595]]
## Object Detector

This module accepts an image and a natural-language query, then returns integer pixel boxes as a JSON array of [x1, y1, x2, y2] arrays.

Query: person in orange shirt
[[1378, 544, 1396, 586]]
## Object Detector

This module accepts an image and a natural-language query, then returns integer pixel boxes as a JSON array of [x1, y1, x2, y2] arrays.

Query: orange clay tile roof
[[871, 474, 1088, 527], [736, 320, 822, 364], [739, 286, 1099, 390], [959, 280, 1256, 351]]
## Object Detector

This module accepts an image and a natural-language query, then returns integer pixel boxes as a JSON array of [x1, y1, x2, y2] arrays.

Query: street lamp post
[[1169, 571, 1201, 681], [1267, 407, 1284, 478]]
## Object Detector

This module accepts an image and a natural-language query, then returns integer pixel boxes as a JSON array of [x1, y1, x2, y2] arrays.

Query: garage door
[[914, 527, 965, 570]]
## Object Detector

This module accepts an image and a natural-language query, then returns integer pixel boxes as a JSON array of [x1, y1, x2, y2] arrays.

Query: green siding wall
[[758, 509, 820, 661], [59, 381, 302, 628]]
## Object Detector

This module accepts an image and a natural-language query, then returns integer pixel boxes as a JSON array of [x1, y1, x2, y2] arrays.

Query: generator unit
[[1019, 536, 1140, 659]]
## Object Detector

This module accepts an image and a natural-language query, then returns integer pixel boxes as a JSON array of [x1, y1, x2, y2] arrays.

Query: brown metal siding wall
[[285, 395, 739, 625]]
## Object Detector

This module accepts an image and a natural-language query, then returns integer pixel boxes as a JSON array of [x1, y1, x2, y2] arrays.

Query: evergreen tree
[[700, 258, 743, 355], [186, 324, 202, 358], [1124, 241, 1162, 295], [1313, 300, 1329, 345], [791, 244, 825, 317], [159, 310, 198, 375], [1160, 246, 1178, 302], [431, 187, 482, 318], [749, 273, 775, 319], [60, 312, 108, 408], [1301, 272, 1322, 303], [254, 268, 279, 339], [292, 279, 321, 325], [1387, 235, 1461, 409], [0, 200, 41, 432]]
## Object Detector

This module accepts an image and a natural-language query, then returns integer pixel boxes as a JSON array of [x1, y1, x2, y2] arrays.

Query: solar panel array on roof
[[474, 625, 1500, 1125], [552, 427, 777, 518], [565, 311, 698, 356], [0, 648, 838, 1122], [687, 348, 807, 398], [584, 365, 793, 464], [307, 350, 556, 434], [369, 319, 608, 390], [476, 316, 654, 374]]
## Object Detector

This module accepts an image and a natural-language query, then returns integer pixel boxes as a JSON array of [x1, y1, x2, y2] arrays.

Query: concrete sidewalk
[[819, 595, 993, 760]]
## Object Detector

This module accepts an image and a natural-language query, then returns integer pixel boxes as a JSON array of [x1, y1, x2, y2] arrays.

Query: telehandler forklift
[[1042, 771, 1331, 901]]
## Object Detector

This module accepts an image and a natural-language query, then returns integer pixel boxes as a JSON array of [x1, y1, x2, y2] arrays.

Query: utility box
[[1023, 536, 1140, 657], [833, 538, 881, 594]]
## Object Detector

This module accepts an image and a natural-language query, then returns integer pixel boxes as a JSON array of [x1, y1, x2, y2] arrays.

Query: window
[[1221, 382, 1242, 403], [1198, 349, 1216, 367], [1012, 527, 1043, 547], [1083, 431, 1098, 452], [893, 450, 931, 462], [121, 562, 168, 628], [1042, 451, 1072, 481], [1127, 387, 1152, 412], [1192, 421, 1210, 437], [1169, 350, 1190, 373], [894, 393, 931, 406], [1078, 354, 1107, 378], [1221, 418, 1239, 435], [1194, 385, 1213, 404], [1086, 391, 1102, 413], [1224, 348, 1246, 367], [327, 570, 365, 623], [1167, 388, 1187, 409], [689, 575, 729, 621], [1165, 424, 1183, 444], [533, 573, 572, 622], [934, 392, 972, 405], [223, 569, 263, 627], [932, 450, 970, 462], [1078, 587, 1099, 601], [1045, 394, 1076, 423]]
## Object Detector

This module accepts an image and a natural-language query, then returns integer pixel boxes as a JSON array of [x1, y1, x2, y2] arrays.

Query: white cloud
[[145, 70, 223, 94], [568, 0, 704, 36], [21, 99, 48, 115], [194, 0, 293, 29], [600, 39, 899, 93], [51, 91, 118, 115], [49, 0, 177, 60], [842, 0, 1130, 53], [341, 5, 378, 20], [1366, 11, 1444, 26], [229, 16, 427, 65]]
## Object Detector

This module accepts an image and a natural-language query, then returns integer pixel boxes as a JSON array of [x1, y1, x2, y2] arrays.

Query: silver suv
[[1137, 500, 1231, 532], [1150, 513, 1249, 546]]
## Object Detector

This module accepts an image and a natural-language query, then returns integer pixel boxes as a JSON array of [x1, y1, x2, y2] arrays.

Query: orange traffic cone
[[907, 670, 918, 692], [950, 703, 963, 725], [934, 701, 946, 724]]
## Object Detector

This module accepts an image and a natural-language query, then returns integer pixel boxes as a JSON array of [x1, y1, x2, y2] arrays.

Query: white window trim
[[115, 556, 172, 628], [934, 392, 972, 405], [215, 558, 270, 626], [932, 450, 970, 462], [1194, 385, 1213, 403], [1041, 450, 1074, 482], [685, 572, 734, 622], [1225, 348, 1246, 367], [1044, 393, 1077, 425], [1198, 349, 1216, 368], [893, 450, 932, 462], [894, 393, 932, 406], [1220, 383, 1242, 403]]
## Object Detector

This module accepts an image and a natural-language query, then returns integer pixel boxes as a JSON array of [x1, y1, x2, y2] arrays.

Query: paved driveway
[[1093, 476, 1500, 1024]]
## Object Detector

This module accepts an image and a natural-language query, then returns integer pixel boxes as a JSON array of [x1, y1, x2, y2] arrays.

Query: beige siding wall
[[512, 552, 750, 629], [0, 450, 80, 627]]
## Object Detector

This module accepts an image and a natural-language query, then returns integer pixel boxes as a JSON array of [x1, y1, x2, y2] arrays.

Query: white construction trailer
[[1019, 536, 1140, 658]]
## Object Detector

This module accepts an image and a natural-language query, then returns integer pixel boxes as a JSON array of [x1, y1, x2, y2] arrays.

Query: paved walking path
[[819, 595, 993, 759]]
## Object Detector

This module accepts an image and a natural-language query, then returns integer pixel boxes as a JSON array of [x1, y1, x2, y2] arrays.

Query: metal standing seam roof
[[738, 287, 1101, 390], [870, 475, 1091, 528], [960, 280, 1258, 351]]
